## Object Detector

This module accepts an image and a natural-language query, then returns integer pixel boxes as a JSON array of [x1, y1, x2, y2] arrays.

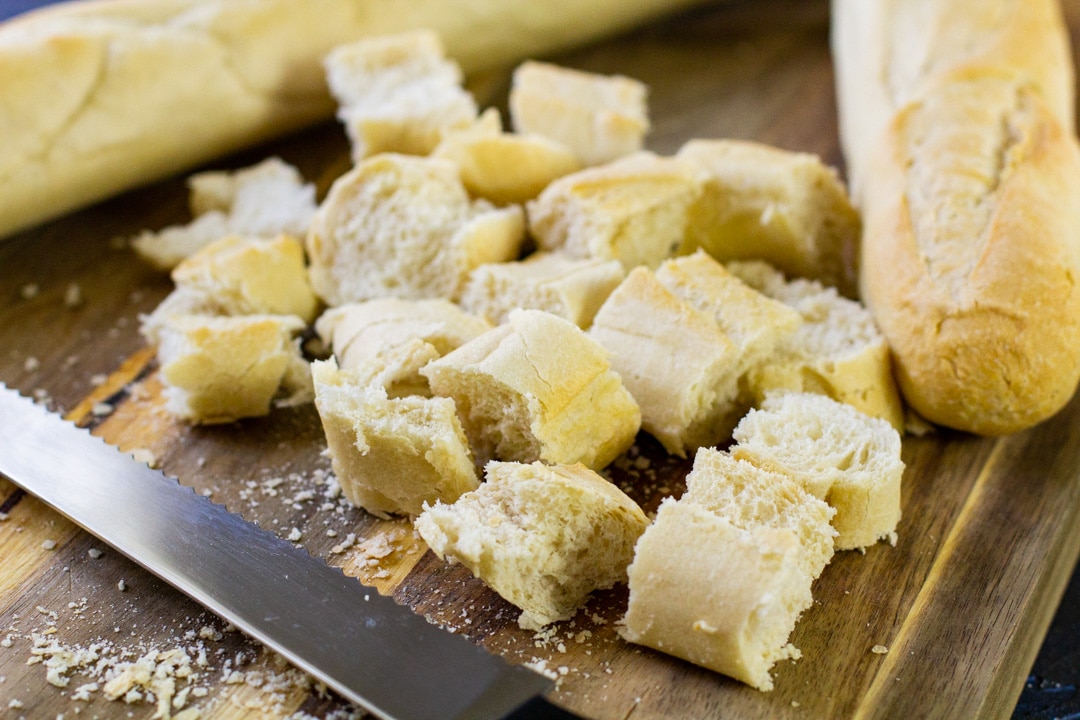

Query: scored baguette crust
[[0, 0, 709, 240], [833, 0, 1075, 200], [833, 0, 1080, 434]]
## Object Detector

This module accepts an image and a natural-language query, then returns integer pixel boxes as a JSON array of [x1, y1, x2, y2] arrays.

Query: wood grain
[[2, 1, 1080, 718]]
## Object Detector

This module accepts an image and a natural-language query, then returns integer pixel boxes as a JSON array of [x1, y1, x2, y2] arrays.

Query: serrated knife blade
[[0, 386, 575, 720]]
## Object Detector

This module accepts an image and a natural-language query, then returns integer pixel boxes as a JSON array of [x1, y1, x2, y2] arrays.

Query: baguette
[[0, 0, 710, 240], [832, 0, 1080, 434]]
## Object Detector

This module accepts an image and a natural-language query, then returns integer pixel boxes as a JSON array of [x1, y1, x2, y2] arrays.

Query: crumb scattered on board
[[1, 597, 366, 720]]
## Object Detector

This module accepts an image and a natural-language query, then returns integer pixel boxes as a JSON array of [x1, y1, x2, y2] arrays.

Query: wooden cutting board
[[4, 1, 1080, 718]]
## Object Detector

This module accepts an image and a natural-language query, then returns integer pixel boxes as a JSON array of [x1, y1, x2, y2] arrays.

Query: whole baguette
[[833, 0, 1080, 435], [0, 0, 708, 240]]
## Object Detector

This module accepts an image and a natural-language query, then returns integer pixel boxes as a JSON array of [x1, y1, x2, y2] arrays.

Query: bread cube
[[156, 314, 310, 424], [458, 252, 625, 329], [140, 234, 318, 344], [731, 391, 904, 550], [683, 448, 837, 580], [509, 61, 649, 166], [676, 139, 861, 296], [527, 152, 704, 271], [421, 309, 640, 470], [306, 154, 524, 306], [133, 157, 316, 270], [621, 498, 811, 692], [588, 267, 741, 456], [324, 30, 478, 161], [655, 250, 802, 376], [728, 260, 904, 430], [415, 460, 649, 629], [312, 359, 479, 518], [433, 110, 582, 204], [315, 298, 491, 396]]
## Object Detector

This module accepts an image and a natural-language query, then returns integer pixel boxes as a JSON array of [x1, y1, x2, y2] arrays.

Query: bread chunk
[[312, 359, 479, 519], [676, 139, 861, 296], [621, 498, 810, 692], [156, 314, 311, 424], [458, 252, 625, 329], [141, 234, 318, 345], [527, 152, 703, 271], [133, 158, 316, 270], [655, 251, 802, 379], [421, 309, 640, 470], [683, 448, 836, 580], [732, 391, 904, 550], [324, 31, 479, 162], [314, 298, 491, 397], [728, 260, 904, 431], [509, 60, 649, 166], [415, 460, 649, 630], [433, 110, 582, 204], [306, 154, 524, 306], [588, 267, 741, 456]]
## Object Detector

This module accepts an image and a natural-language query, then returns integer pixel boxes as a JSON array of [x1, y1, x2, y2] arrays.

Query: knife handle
[[502, 696, 584, 719]]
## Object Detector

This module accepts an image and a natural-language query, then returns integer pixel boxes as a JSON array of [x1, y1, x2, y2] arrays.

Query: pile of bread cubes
[[132, 30, 906, 693]]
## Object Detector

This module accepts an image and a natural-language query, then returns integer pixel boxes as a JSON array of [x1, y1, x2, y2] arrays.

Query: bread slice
[[728, 260, 904, 431], [306, 153, 524, 306], [731, 391, 904, 550], [324, 30, 478, 162], [420, 309, 640, 470], [655, 250, 803, 378], [458, 252, 625, 329], [508, 60, 649, 167], [621, 497, 810, 692], [314, 298, 491, 396], [682, 448, 836, 580], [133, 157, 317, 270], [156, 313, 310, 424], [676, 139, 861, 296], [588, 266, 742, 456], [312, 358, 479, 519], [140, 234, 318, 345], [415, 460, 649, 630], [526, 151, 704, 271], [433, 109, 582, 205]]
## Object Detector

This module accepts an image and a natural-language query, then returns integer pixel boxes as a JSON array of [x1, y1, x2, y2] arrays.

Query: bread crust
[[0, 0, 708, 239], [860, 75, 1080, 434], [833, 0, 1074, 198], [834, 0, 1080, 434]]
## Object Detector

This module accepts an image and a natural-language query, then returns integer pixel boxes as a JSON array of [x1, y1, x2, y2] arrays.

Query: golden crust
[[0, 0, 707, 239], [860, 77, 1080, 433]]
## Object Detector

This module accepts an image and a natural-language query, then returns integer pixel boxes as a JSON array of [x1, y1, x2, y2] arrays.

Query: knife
[[0, 385, 580, 720]]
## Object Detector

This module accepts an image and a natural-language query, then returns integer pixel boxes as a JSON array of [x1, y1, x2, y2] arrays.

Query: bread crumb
[[792, 700, 801, 707], [117, 579, 128, 592], [20, 283, 39, 299], [91, 402, 114, 417], [330, 533, 357, 554], [871, 645, 889, 655], [287, 528, 303, 542], [8, 698, 23, 709], [129, 448, 158, 468], [64, 283, 83, 307], [41, 539, 57, 551], [23, 356, 40, 372], [87, 548, 103, 559]]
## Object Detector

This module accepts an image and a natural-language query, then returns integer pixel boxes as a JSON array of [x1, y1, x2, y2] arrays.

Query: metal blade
[[0, 385, 553, 720]]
